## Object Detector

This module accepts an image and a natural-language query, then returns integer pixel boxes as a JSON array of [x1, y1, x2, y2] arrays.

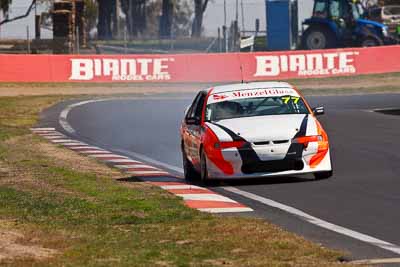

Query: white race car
[[180, 82, 333, 182]]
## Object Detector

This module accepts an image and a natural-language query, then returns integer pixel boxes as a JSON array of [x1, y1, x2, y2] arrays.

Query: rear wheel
[[182, 144, 198, 181], [302, 26, 336, 50], [314, 170, 333, 180]]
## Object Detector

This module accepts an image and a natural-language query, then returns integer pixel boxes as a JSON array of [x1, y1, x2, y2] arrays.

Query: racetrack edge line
[[222, 186, 400, 255]]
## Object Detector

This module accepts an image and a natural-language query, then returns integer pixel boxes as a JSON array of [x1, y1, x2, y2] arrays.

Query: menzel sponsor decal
[[231, 88, 295, 97], [254, 51, 360, 77], [69, 58, 174, 81], [210, 88, 297, 103]]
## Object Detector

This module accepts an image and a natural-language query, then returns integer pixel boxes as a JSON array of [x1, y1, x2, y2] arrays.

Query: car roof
[[206, 82, 294, 94]]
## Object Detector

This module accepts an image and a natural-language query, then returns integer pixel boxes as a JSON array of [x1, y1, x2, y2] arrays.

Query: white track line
[[57, 142, 87, 146], [59, 100, 184, 174], [43, 136, 66, 140], [199, 207, 254, 213], [223, 186, 400, 255], [40, 134, 65, 138], [161, 185, 202, 190], [114, 148, 185, 174], [104, 159, 140, 163], [30, 127, 55, 131], [50, 139, 76, 143], [126, 171, 169, 176], [176, 194, 237, 203], [79, 150, 111, 154], [351, 257, 400, 265], [59, 99, 114, 134], [122, 166, 160, 170], [67, 146, 97, 150], [88, 154, 129, 159], [113, 164, 146, 168]]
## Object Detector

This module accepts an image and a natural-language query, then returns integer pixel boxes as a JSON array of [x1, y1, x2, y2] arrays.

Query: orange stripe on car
[[310, 120, 329, 168], [202, 126, 234, 175]]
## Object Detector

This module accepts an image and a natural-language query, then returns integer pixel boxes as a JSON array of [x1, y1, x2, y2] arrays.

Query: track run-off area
[[40, 92, 400, 261]]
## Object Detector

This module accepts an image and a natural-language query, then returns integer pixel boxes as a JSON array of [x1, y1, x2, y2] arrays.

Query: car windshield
[[205, 95, 310, 122]]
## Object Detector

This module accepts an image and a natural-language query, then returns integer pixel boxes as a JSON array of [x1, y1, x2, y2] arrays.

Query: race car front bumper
[[205, 148, 332, 179]]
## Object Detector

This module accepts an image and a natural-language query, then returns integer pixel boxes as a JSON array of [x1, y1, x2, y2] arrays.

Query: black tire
[[360, 37, 381, 47], [302, 26, 336, 50], [314, 170, 333, 180], [182, 144, 199, 181], [200, 150, 210, 185]]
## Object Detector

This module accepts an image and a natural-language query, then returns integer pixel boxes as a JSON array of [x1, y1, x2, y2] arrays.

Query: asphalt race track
[[41, 93, 400, 261]]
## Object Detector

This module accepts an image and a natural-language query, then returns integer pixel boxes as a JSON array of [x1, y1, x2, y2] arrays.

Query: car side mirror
[[312, 106, 325, 116], [186, 116, 201, 125]]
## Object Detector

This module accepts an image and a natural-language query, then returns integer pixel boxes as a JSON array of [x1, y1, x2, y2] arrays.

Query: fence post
[[124, 26, 128, 54], [35, 15, 41, 39], [218, 27, 221, 52], [27, 26, 31, 54], [223, 26, 228, 53], [76, 26, 80, 54]]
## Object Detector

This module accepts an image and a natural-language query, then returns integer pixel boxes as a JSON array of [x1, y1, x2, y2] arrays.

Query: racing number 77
[[282, 96, 300, 104]]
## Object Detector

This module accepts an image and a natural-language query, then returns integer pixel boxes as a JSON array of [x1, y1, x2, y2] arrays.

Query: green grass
[[0, 95, 355, 266]]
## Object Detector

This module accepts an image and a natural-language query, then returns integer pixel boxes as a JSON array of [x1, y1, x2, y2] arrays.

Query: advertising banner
[[1, 46, 399, 83]]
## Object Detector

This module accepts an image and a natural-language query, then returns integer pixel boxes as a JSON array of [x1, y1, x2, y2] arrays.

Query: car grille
[[242, 159, 304, 174], [253, 140, 289, 145]]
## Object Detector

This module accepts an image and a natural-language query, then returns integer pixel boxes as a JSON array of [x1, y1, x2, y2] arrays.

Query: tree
[[0, 0, 38, 26], [146, 0, 192, 38], [97, 0, 116, 39], [120, 0, 147, 38], [159, 0, 173, 38], [172, 0, 192, 36], [0, 0, 12, 17], [191, 0, 208, 37], [85, 0, 98, 34]]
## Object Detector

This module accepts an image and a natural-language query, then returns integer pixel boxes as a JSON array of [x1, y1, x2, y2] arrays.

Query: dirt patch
[[0, 84, 204, 97], [0, 72, 400, 96], [293, 73, 400, 90], [0, 221, 57, 262]]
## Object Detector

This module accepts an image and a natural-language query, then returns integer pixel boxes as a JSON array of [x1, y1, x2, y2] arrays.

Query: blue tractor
[[302, 0, 396, 49]]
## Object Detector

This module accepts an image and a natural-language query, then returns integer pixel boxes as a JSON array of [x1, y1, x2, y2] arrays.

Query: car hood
[[209, 114, 311, 143]]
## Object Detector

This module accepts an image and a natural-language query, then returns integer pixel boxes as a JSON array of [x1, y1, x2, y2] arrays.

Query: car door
[[183, 92, 206, 168], [182, 92, 202, 164]]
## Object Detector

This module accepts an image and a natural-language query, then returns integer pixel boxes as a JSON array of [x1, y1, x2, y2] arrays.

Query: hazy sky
[[0, 0, 314, 39], [203, 0, 314, 36]]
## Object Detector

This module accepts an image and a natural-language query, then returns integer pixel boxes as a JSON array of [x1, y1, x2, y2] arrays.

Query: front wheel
[[200, 150, 210, 185], [182, 145, 198, 181], [302, 26, 336, 50], [314, 170, 333, 180]]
